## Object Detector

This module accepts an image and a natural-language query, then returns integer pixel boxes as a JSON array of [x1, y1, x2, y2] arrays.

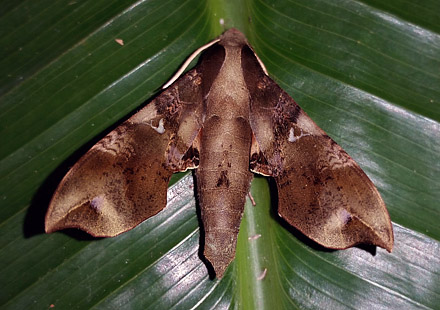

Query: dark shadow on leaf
[[191, 171, 216, 279], [356, 243, 377, 256], [24, 138, 101, 238], [58, 228, 101, 242]]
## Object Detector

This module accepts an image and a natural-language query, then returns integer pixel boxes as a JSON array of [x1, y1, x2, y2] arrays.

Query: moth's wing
[[45, 70, 204, 237], [242, 46, 393, 251]]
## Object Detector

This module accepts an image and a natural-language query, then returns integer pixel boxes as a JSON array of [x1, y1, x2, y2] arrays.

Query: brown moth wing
[[45, 69, 204, 237], [242, 46, 393, 251]]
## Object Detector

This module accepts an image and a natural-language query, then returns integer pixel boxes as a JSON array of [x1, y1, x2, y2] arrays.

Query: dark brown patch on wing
[[216, 170, 230, 188], [198, 43, 226, 97]]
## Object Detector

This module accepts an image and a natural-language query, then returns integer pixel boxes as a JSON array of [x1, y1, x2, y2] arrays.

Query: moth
[[46, 29, 393, 278]]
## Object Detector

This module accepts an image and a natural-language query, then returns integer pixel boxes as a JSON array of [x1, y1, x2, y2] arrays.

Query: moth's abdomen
[[196, 114, 253, 277]]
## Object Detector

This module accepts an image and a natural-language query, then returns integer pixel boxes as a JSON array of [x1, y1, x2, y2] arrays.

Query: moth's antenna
[[162, 38, 221, 89]]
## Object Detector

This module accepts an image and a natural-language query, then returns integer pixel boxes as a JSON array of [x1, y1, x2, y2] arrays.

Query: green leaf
[[1, 0, 439, 309]]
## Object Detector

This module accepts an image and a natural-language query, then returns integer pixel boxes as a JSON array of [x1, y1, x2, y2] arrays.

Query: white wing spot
[[91, 195, 105, 212], [150, 118, 165, 134], [288, 127, 311, 143], [288, 128, 295, 142], [340, 208, 352, 224]]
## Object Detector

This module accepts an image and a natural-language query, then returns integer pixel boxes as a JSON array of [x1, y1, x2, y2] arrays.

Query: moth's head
[[220, 28, 248, 47]]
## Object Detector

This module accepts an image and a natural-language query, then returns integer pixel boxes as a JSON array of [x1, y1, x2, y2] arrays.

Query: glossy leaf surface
[[1, 0, 439, 309]]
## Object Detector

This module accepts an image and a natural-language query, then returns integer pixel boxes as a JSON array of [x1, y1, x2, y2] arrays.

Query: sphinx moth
[[45, 29, 393, 278]]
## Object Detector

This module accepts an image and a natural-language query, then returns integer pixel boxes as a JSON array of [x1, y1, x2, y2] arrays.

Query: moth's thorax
[[219, 28, 248, 47], [206, 45, 250, 119], [200, 42, 253, 173]]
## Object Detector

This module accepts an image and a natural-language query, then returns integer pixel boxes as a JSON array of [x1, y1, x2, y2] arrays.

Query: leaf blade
[[0, 0, 439, 309]]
